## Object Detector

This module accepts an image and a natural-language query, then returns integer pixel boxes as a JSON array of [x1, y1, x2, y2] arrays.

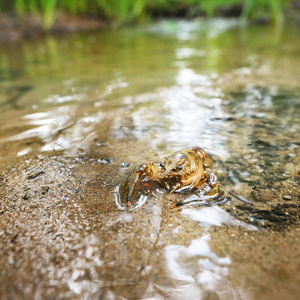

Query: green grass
[[242, 0, 288, 23], [5, 0, 292, 30]]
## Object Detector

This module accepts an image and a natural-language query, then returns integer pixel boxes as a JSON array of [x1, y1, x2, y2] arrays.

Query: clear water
[[0, 19, 299, 299]]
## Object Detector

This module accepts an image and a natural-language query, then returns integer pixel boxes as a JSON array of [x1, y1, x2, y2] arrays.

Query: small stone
[[27, 171, 44, 180], [251, 188, 277, 201], [120, 162, 130, 168], [98, 158, 111, 164], [282, 194, 292, 201]]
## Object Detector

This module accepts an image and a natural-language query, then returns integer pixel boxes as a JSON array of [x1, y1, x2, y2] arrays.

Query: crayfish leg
[[206, 169, 219, 188], [174, 184, 223, 207]]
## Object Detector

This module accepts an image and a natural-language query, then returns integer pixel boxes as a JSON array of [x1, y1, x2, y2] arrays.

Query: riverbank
[[0, 13, 105, 43], [0, 0, 299, 43]]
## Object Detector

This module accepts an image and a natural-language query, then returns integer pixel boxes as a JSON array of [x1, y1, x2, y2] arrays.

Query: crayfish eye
[[172, 165, 183, 172]]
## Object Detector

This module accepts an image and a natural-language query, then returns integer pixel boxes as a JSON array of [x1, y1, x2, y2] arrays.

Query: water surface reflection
[[164, 235, 234, 299]]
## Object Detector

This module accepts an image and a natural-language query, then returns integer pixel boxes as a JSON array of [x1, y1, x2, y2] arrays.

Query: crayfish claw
[[118, 163, 148, 207]]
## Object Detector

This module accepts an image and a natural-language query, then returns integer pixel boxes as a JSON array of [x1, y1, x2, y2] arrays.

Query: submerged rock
[[282, 194, 292, 201], [251, 188, 278, 202]]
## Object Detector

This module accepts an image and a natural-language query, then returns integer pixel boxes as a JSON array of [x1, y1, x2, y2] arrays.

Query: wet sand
[[1, 139, 299, 299]]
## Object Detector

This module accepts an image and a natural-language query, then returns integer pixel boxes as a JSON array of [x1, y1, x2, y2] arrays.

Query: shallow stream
[[0, 19, 299, 299]]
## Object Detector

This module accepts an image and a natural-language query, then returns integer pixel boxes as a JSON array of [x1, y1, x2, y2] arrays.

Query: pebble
[[120, 162, 130, 168], [282, 194, 292, 201], [27, 171, 44, 180], [251, 188, 277, 202], [98, 158, 111, 164]]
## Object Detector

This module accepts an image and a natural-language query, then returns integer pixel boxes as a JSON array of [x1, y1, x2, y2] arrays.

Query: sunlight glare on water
[[181, 206, 259, 230], [164, 235, 239, 299], [1, 18, 298, 162]]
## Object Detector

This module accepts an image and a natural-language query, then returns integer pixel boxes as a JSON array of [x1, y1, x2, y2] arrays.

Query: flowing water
[[0, 19, 299, 299]]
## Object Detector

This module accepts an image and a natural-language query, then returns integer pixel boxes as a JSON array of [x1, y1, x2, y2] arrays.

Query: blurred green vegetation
[[1, 0, 292, 29]]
